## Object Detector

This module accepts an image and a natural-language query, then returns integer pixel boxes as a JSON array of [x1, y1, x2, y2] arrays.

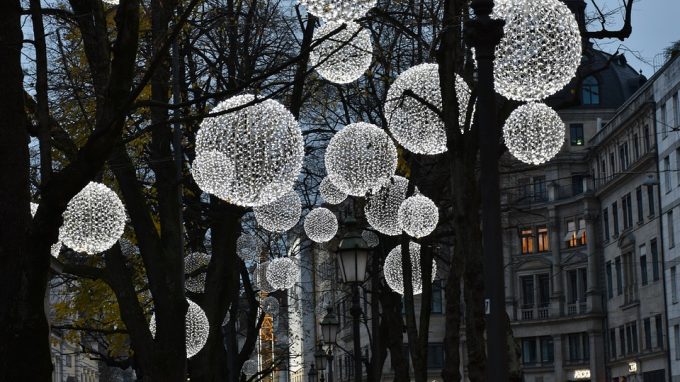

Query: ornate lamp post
[[320, 306, 340, 382], [314, 341, 327, 382]]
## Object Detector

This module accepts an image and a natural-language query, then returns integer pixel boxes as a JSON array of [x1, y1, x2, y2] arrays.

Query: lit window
[[570, 124, 585, 146], [537, 226, 549, 252], [581, 76, 600, 105], [521, 228, 534, 254]]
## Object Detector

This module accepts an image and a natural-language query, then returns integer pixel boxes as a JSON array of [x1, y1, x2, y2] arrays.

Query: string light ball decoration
[[237, 234, 261, 262], [398, 188, 439, 238], [362, 230, 379, 248], [365, 175, 408, 236], [195, 94, 304, 207], [262, 296, 280, 315], [304, 208, 338, 243], [59, 182, 126, 255], [253, 190, 302, 233], [299, 0, 376, 23], [242, 359, 258, 377], [190, 150, 235, 197], [30, 202, 38, 217], [309, 21, 372, 84], [383, 242, 437, 295], [185, 252, 211, 293], [384, 63, 473, 154], [502, 102, 565, 165], [149, 300, 209, 358], [492, 0, 582, 101], [51, 241, 62, 258], [325, 122, 397, 196], [319, 177, 347, 205], [101, 0, 119, 4], [266, 257, 298, 290]]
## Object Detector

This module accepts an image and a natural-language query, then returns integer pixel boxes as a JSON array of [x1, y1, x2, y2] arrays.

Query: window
[[657, 315, 664, 349], [636, 187, 644, 223], [538, 273, 550, 307], [677, 148, 680, 186], [626, 325, 633, 354], [522, 338, 538, 365], [612, 202, 619, 236], [581, 76, 600, 105], [533, 176, 547, 201], [651, 239, 660, 281], [522, 337, 553, 366], [644, 125, 651, 152], [601, 158, 607, 182], [644, 317, 652, 350], [633, 133, 640, 159], [521, 275, 535, 308], [540, 336, 554, 363], [567, 268, 587, 305], [631, 321, 639, 352], [620, 327, 626, 356], [568, 333, 589, 361], [427, 344, 444, 369], [669, 210, 676, 248], [537, 226, 549, 252], [606, 261, 613, 299], [570, 123, 585, 145], [674, 93, 679, 126], [521, 228, 534, 254], [622, 193, 633, 229], [640, 245, 648, 286], [566, 220, 578, 247], [676, 325, 680, 359], [672, 266, 678, 303], [431, 280, 443, 313], [572, 174, 584, 195], [603, 208, 610, 241], [610, 152, 616, 175], [518, 177, 530, 199], [661, 103, 668, 138], [647, 184, 655, 215], [578, 218, 587, 245], [620, 142, 629, 169], [615, 256, 623, 295], [665, 156, 672, 192], [610, 329, 617, 359]]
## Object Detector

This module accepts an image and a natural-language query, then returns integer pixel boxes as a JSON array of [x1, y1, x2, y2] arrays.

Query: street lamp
[[314, 342, 326, 371], [320, 307, 339, 382], [308, 363, 317, 382]]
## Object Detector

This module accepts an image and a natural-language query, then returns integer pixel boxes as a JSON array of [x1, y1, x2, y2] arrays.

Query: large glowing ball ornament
[[195, 94, 304, 207], [384, 63, 473, 154], [362, 230, 379, 248], [59, 182, 126, 255], [502, 102, 565, 165], [398, 188, 439, 238], [242, 359, 258, 377], [185, 252, 211, 293], [319, 177, 347, 205], [365, 176, 408, 236], [237, 234, 261, 262], [262, 296, 280, 316], [383, 242, 437, 295], [149, 300, 209, 358], [299, 0, 376, 23], [325, 123, 397, 196], [190, 150, 234, 197], [253, 190, 302, 233], [493, 0, 582, 101], [266, 257, 298, 290], [304, 208, 338, 243], [309, 21, 372, 84]]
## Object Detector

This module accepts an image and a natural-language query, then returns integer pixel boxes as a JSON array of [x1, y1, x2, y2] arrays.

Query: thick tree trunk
[[379, 289, 410, 382]]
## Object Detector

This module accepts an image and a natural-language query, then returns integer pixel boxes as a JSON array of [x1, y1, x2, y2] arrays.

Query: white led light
[[191, 149, 235, 197], [262, 296, 280, 315], [185, 252, 211, 293], [237, 234, 261, 262], [266, 257, 299, 290], [319, 177, 347, 205], [30, 202, 38, 217], [310, 21, 372, 84], [398, 188, 439, 238], [304, 208, 338, 243], [502, 102, 565, 165], [383, 242, 437, 295], [149, 299, 209, 358], [253, 190, 302, 233], [361, 230, 379, 248], [365, 175, 408, 236], [242, 359, 258, 377], [299, 0, 376, 23]]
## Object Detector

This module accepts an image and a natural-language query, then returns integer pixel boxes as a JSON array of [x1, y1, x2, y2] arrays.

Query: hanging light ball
[[185, 252, 211, 293], [325, 122, 397, 196], [237, 234, 261, 262], [149, 300, 209, 358], [266, 257, 298, 290], [361, 230, 379, 248], [365, 175, 408, 236], [262, 296, 280, 316], [309, 21, 372, 84], [502, 102, 565, 165], [255, 261, 276, 293], [59, 182, 126, 255], [304, 208, 338, 243], [190, 150, 235, 197], [319, 177, 347, 205], [30, 202, 38, 217], [299, 0, 376, 23], [384, 63, 473, 154], [253, 190, 302, 233], [242, 359, 258, 377], [493, 0, 582, 101], [398, 188, 439, 238], [51, 241, 62, 258], [383, 242, 437, 295], [195, 94, 304, 207]]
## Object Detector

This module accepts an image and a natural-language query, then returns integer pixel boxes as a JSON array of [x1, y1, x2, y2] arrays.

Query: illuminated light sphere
[[325, 122, 397, 196], [101, 0, 119, 4], [185, 252, 211, 293], [361, 230, 379, 248], [492, 0, 582, 101], [398, 188, 439, 238], [319, 177, 347, 205], [255, 261, 276, 293], [383, 242, 437, 295], [59, 182, 126, 255], [30, 202, 38, 217], [51, 241, 62, 258], [149, 300, 209, 358], [242, 359, 258, 377], [266, 257, 298, 290], [237, 234, 261, 262], [191, 150, 235, 197], [309, 21, 372, 84], [304, 208, 338, 243], [299, 0, 376, 23], [195, 94, 304, 207], [365, 175, 408, 236], [502, 102, 565, 165], [384, 63, 473, 154], [253, 190, 302, 233], [262, 296, 280, 315]]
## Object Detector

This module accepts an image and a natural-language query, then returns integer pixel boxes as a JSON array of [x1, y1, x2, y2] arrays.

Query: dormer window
[[581, 76, 600, 105]]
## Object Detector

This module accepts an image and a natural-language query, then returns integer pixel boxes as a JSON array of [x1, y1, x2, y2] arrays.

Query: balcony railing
[[519, 304, 550, 320], [566, 300, 588, 316]]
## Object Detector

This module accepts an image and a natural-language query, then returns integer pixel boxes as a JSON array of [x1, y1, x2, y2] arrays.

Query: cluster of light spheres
[[309, 21, 372, 84], [384, 242, 437, 295], [365, 175, 408, 236], [384, 63, 473, 154], [149, 300, 209, 358], [253, 190, 302, 232], [255, 261, 276, 292], [361, 230, 379, 248], [398, 188, 439, 238], [195, 94, 304, 207], [190, 150, 235, 197], [502, 102, 565, 165], [237, 234, 261, 262], [262, 296, 280, 315], [493, 0, 582, 101], [266, 257, 299, 290], [58, 182, 126, 255], [242, 359, 258, 377], [319, 177, 347, 205], [185, 252, 211, 293], [325, 122, 397, 196], [304, 208, 338, 243], [299, 0, 376, 23]]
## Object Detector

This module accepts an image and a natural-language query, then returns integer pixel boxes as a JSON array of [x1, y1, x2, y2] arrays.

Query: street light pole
[[465, 0, 507, 381], [326, 348, 334, 382], [350, 283, 362, 382]]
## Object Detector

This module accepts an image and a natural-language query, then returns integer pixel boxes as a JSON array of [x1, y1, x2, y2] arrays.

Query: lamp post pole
[[327, 348, 334, 382], [350, 283, 362, 382]]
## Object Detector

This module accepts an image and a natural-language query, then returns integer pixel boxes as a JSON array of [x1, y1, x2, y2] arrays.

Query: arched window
[[581, 76, 600, 105]]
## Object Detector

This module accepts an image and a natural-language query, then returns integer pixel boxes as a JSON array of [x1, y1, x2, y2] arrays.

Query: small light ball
[[30, 202, 38, 217], [262, 296, 280, 315], [493, 0, 582, 101], [149, 300, 209, 358], [195, 94, 304, 207], [59, 182, 126, 255], [266, 257, 298, 290], [185, 252, 211, 293], [319, 177, 347, 205], [325, 122, 397, 196], [299, 0, 376, 23], [502, 102, 565, 165], [365, 175, 408, 236], [310, 21, 372, 84], [304, 208, 338, 243], [253, 190, 302, 233], [242, 359, 258, 377], [398, 188, 439, 238], [383, 242, 437, 295], [361, 230, 379, 248], [237, 234, 261, 262], [385, 63, 473, 154], [191, 150, 235, 197]]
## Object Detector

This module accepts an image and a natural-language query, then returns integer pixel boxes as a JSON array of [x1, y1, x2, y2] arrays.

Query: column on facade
[[589, 330, 606, 382], [584, 204, 600, 313], [548, 208, 563, 317], [504, 226, 516, 320], [552, 334, 564, 382]]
